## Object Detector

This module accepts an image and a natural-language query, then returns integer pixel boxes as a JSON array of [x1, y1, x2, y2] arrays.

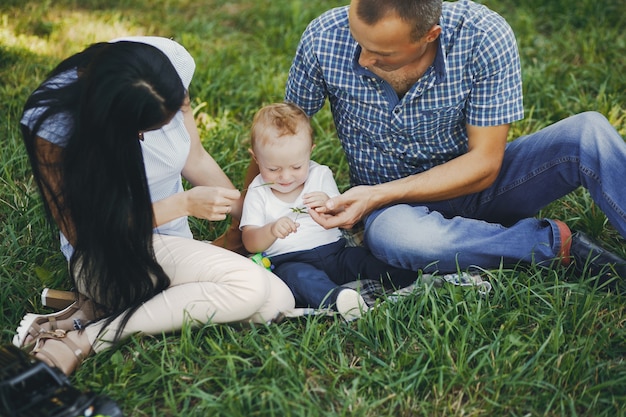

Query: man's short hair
[[355, 0, 442, 41]]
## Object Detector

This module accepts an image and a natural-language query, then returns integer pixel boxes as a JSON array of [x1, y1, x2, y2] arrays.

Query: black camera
[[0, 344, 123, 417]]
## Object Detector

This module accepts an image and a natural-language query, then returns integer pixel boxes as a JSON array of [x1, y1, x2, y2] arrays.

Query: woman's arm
[[152, 100, 242, 227], [33, 137, 77, 245]]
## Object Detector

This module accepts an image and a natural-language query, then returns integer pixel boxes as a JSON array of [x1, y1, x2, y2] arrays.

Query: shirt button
[[393, 108, 401, 114]]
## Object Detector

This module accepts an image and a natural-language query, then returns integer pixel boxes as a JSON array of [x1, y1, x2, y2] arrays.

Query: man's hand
[[309, 185, 373, 229]]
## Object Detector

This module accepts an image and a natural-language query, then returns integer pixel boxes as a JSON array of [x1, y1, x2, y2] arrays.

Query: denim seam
[[579, 159, 626, 221], [479, 155, 580, 207]]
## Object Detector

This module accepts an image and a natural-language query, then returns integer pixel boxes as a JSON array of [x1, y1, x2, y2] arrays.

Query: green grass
[[1, 0, 625, 415]]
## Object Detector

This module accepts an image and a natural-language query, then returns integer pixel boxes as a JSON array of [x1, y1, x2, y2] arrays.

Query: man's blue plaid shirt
[[286, 0, 524, 186]]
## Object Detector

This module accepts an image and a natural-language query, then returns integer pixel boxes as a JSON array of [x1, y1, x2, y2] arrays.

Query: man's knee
[[365, 205, 449, 261]]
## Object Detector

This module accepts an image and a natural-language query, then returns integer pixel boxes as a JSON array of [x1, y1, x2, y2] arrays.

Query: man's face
[[348, 2, 433, 72]]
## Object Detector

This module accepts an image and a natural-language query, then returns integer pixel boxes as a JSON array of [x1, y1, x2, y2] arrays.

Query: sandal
[[30, 329, 91, 376], [13, 293, 103, 349]]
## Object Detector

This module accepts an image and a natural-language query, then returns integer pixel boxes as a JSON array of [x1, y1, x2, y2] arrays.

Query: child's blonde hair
[[250, 102, 313, 150]]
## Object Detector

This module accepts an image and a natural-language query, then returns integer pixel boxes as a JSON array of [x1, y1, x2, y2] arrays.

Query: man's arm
[[310, 124, 509, 229], [284, 21, 328, 116]]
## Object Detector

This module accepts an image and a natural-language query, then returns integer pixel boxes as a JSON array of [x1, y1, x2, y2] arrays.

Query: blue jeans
[[271, 239, 418, 308], [364, 112, 626, 273]]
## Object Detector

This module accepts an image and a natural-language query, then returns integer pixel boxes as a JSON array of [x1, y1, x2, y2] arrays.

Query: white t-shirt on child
[[240, 161, 343, 257]]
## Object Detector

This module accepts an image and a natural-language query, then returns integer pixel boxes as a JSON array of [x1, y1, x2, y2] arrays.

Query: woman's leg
[[30, 235, 294, 375], [80, 235, 294, 351]]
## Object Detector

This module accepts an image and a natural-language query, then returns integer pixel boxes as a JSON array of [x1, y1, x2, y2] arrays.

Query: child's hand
[[302, 191, 330, 210], [271, 216, 299, 239]]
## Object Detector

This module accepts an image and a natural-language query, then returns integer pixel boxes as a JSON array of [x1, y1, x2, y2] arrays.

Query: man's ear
[[311, 143, 317, 152], [425, 25, 442, 43]]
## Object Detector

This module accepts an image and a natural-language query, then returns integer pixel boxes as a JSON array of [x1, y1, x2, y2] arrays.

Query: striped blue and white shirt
[[285, 0, 523, 186]]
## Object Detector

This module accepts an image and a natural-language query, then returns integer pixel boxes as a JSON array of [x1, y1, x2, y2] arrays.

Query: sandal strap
[[31, 330, 87, 375], [31, 329, 68, 352], [21, 322, 61, 352], [14, 295, 107, 349], [48, 316, 58, 329]]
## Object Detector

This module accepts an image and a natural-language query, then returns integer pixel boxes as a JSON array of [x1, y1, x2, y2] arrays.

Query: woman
[[16, 36, 295, 375]]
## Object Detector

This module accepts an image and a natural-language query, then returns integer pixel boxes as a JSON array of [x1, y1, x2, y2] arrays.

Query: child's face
[[253, 128, 313, 196]]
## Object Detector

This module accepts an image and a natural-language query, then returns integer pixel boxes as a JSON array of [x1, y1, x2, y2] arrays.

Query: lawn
[[1, 0, 625, 416]]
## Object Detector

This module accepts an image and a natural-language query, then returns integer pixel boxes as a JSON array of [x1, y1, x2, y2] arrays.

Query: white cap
[[109, 36, 195, 89]]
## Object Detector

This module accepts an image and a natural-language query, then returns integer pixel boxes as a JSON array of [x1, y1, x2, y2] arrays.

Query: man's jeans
[[364, 112, 626, 272]]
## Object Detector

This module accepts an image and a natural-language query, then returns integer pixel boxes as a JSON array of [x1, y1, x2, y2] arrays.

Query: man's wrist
[[369, 183, 396, 209]]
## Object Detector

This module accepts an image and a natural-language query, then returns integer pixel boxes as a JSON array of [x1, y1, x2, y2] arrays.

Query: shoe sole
[[12, 301, 79, 348], [13, 313, 45, 348]]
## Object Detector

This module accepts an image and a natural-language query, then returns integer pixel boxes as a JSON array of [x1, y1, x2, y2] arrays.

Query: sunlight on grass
[[0, 8, 145, 59]]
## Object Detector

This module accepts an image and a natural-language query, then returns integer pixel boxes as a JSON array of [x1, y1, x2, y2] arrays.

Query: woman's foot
[[31, 329, 93, 376], [13, 293, 105, 348]]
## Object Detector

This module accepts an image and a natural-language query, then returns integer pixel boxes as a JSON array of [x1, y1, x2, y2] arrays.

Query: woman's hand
[[185, 186, 241, 221]]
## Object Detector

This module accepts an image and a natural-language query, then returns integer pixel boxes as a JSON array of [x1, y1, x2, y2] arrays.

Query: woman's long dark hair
[[21, 41, 186, 341]]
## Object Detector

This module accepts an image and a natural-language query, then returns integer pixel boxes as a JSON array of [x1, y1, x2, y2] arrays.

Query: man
[[284, 0, 626, 284]]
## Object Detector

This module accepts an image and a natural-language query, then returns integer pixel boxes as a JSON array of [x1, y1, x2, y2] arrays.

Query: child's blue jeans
[[271, 238, 418, 308]]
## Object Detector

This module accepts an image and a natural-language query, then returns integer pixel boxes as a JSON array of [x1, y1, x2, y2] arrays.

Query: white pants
[[79, 235, 295, 352]]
